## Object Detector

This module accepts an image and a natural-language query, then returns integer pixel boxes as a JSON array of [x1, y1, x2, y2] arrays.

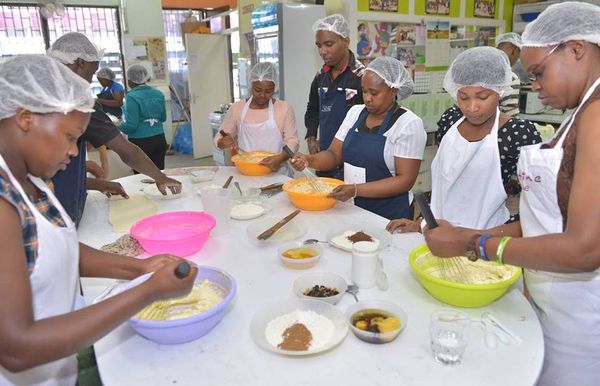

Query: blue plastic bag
[[172, 123, 193, 155]]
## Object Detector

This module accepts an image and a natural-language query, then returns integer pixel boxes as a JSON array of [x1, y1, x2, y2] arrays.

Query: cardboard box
[[180, 22, 211, 47]]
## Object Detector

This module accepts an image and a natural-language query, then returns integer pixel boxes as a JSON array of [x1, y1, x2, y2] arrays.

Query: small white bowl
[[278, 242, 322, 269], [346, 299, 408, 344], [293, 272, 347, 304], [190, 170, 215, 183]]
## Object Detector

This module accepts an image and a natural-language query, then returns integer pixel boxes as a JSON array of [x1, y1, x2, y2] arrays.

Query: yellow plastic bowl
[[282, 177, 343, 211], [231, 151, 277, 176], [408, 244, 522, 308]]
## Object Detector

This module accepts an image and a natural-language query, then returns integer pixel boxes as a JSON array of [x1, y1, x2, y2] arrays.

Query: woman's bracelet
[[478, 233, 492, 261], [496, 236, 512, 265], [352, 184, 358, 198]]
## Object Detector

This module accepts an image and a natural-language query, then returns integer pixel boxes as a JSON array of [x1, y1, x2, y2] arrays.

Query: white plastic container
[[352, 241, 378, 289]]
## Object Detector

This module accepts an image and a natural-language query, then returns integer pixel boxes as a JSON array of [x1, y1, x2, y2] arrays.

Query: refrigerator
[[251, 3, 326, 152]]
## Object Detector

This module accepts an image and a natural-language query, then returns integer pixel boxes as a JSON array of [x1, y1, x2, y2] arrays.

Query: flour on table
[[265, 310, 334, 351]]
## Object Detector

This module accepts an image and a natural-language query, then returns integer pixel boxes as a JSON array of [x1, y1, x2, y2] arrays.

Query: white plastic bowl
[[190, 170, 215, 183], [278, 242, 322, 269], [293, 272, 347, 304], [346, 299, 408, 344]]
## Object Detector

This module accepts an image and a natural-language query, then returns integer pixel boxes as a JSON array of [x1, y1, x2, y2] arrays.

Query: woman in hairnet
[[388, 47, 540, 233], [214, 62, 298, 175], [423, 3, 600, 385], [0, 55, 195, 385], [291, 56, 426, 220], [118, 64, 168, 171], [96, 67, 124, 118]]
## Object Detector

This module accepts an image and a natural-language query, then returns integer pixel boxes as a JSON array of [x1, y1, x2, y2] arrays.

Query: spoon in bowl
[[303, 238, 329, 245], [234, 181, 244, 197], [346, 283, 359, 302]]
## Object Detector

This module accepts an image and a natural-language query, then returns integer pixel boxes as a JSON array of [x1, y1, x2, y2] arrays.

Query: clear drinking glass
[[430, 309, 470, 365], [200, 187, 231, 236]]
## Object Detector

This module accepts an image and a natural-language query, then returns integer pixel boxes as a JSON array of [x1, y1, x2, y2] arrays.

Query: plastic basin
[[121, 266, 236, 344], [408, 244, 522, 308], [231, 151, 277, 176], [282, 177, 343, 211], [130, 211, 215, 257]]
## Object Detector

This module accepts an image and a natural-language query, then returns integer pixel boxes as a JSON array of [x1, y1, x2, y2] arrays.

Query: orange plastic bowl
[[282, 177, 343, 211], [231, 151, 277, 176]]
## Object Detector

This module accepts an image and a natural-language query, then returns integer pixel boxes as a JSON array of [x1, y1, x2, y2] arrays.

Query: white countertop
[[78, 167, 543, 386]]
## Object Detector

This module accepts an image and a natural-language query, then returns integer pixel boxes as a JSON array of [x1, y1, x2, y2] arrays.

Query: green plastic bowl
[[408, 244, 522, 308]]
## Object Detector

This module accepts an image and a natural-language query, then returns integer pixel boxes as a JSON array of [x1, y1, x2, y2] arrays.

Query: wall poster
[[426, 0, 450, 15], [474, 0, 495, 18], [369, 0, 399, 12]]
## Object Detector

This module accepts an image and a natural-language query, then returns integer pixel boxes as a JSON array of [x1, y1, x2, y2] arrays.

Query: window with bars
[[0, 5, 45, 56], [0, 4, 122, 95]]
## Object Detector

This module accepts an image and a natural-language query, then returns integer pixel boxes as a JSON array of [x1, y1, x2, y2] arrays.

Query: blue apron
[[51, 139, 87, 227], [342, 106, 412, 220], [98, 85, 123, 118], [317, 70, 349, 179]]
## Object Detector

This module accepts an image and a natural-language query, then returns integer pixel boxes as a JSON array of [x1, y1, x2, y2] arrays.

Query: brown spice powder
[[277, 323, 313, 351], [348, 231, 373, 243]]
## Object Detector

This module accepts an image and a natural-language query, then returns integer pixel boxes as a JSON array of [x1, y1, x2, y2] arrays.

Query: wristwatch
[[465, 234, 482, 262]]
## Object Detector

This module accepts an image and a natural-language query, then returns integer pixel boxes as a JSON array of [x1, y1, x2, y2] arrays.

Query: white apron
[[519, 77, 600, 386], [238, 97, 289, 176], [0, 155, 80, 386], [430, 108, 509, 229]]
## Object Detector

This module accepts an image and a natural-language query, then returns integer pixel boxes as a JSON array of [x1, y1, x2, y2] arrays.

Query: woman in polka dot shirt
[[388, 47, 541, 233]]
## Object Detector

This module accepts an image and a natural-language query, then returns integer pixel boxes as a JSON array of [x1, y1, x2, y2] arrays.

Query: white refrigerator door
[[280, 4, 326, 153], [186, 33, 232, 158]]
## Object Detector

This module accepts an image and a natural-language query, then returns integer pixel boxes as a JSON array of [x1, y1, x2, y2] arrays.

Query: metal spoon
[[303, 238, 329, 245], [346, 283, 359, 302], [234, 181, 244, 196]]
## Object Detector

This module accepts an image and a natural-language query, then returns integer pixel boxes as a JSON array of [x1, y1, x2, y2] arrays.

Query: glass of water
[[430, 309, 470, 365]]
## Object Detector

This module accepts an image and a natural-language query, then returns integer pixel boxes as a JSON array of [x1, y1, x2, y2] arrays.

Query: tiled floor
[[165, 153, 215, 169]]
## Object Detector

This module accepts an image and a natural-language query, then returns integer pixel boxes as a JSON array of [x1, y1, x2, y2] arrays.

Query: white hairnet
[[522, 2, 600, 47], [496, 32, 522, 49], [127, 64, 151, 85], [47, 32, 105, 64], [313, 14, 350, 39], [365, 56, 414, 101], [0, 55, 95, 120], [443, 46, 512, 98], [96, 67, 115, 80], [248, 62, 278, 91]]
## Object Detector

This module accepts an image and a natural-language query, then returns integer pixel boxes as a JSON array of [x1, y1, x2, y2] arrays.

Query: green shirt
[[118, 84, 166, 138]]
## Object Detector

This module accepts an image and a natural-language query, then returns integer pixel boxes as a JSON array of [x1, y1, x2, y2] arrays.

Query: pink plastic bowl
[[130, 211, 216, 257]]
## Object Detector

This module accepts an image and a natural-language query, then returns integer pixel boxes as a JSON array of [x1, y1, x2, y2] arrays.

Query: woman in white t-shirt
[[291, 56, 426, 219]]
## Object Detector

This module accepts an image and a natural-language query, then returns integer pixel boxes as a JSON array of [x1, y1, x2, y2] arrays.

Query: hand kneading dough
[[109, 194, 158, 232]]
